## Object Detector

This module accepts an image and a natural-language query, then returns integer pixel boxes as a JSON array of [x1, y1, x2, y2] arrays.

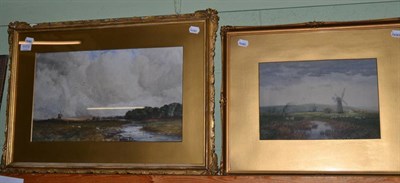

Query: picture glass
[[259, 59, 380, 140], [32, 47, 183, 142]]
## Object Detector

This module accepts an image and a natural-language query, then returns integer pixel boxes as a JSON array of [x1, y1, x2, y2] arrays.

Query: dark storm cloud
[[33, 47, 183, 119], [259, 59, 377, 87]]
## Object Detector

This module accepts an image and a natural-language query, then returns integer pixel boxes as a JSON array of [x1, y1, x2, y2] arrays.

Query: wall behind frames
[[0, 0, 399, 161]]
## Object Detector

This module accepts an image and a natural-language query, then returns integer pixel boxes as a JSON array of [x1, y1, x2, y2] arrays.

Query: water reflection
[[119, 123, 181, 142], [308, 121, 333, 139]]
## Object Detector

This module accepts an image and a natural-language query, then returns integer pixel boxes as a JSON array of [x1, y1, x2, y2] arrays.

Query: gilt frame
[[2, 9, 219, 174], [221, 18, 400, 174]]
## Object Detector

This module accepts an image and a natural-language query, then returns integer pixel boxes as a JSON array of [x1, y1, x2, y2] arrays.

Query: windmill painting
[[259, 59, 380, 140]]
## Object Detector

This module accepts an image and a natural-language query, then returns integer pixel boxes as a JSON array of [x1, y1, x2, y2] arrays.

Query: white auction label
[[391, 30, 400, 38], [25, 37, 34, 44], [189, 26, 200, 34], [20, 44, 32, 51], [238, 39, 249, 47], [21, 37, 34, 51]]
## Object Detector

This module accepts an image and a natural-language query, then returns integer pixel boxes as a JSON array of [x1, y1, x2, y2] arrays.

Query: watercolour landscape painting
[[32, 47, 183, 142], [259, 59, 381, 140]]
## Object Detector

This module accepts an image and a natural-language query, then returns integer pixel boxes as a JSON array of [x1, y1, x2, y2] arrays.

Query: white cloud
[[33, 47, 183, 119]]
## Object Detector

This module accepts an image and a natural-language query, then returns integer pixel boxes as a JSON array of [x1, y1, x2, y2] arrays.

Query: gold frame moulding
[[3, 9, 219, 174], [221, 18, 400, 174]]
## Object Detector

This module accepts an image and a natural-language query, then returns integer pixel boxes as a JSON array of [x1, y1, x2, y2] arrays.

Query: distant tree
[[125, 103, 182, 121], [311, 104, 317, 112], [323, 108, 332, 114], [173, 103, 182, 117], [268, 107, 276, 114]]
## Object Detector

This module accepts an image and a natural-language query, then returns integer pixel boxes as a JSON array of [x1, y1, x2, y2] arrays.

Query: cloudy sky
[[33, 47, 182, 119], [259, 59, 379, 111]]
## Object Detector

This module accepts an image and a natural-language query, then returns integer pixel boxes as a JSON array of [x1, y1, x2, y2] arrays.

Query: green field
[[32, 118, 182, 142], [260, 111, 380, 140], [141, 119, 181, 136]]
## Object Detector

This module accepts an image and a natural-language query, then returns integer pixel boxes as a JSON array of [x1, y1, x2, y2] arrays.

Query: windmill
[[281, 102, 291, 117], [332, 88, 348, 113]]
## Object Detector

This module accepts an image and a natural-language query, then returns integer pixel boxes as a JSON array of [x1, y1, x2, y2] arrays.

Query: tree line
[[125, 103, 182, 121]]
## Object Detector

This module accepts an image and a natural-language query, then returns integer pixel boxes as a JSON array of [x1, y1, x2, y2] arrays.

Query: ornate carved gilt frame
[[2, 9, 218, 174]]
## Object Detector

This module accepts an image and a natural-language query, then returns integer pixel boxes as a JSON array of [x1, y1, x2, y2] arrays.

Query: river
[[308, 121, 333, 139], [118, 122, 181, 142]]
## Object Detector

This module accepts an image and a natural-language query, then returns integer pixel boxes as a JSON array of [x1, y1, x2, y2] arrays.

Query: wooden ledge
[[1, 174, 400, 183]]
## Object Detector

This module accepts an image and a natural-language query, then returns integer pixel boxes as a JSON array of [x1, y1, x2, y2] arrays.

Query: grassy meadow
[[32, 118, 182, 142], [260, 110, 380, 140]]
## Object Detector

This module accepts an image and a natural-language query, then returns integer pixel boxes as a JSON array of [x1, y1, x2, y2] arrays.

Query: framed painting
[[0, 55, 7, 110], [221, 18, 400, 174], [3, 9, 219, 174]]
